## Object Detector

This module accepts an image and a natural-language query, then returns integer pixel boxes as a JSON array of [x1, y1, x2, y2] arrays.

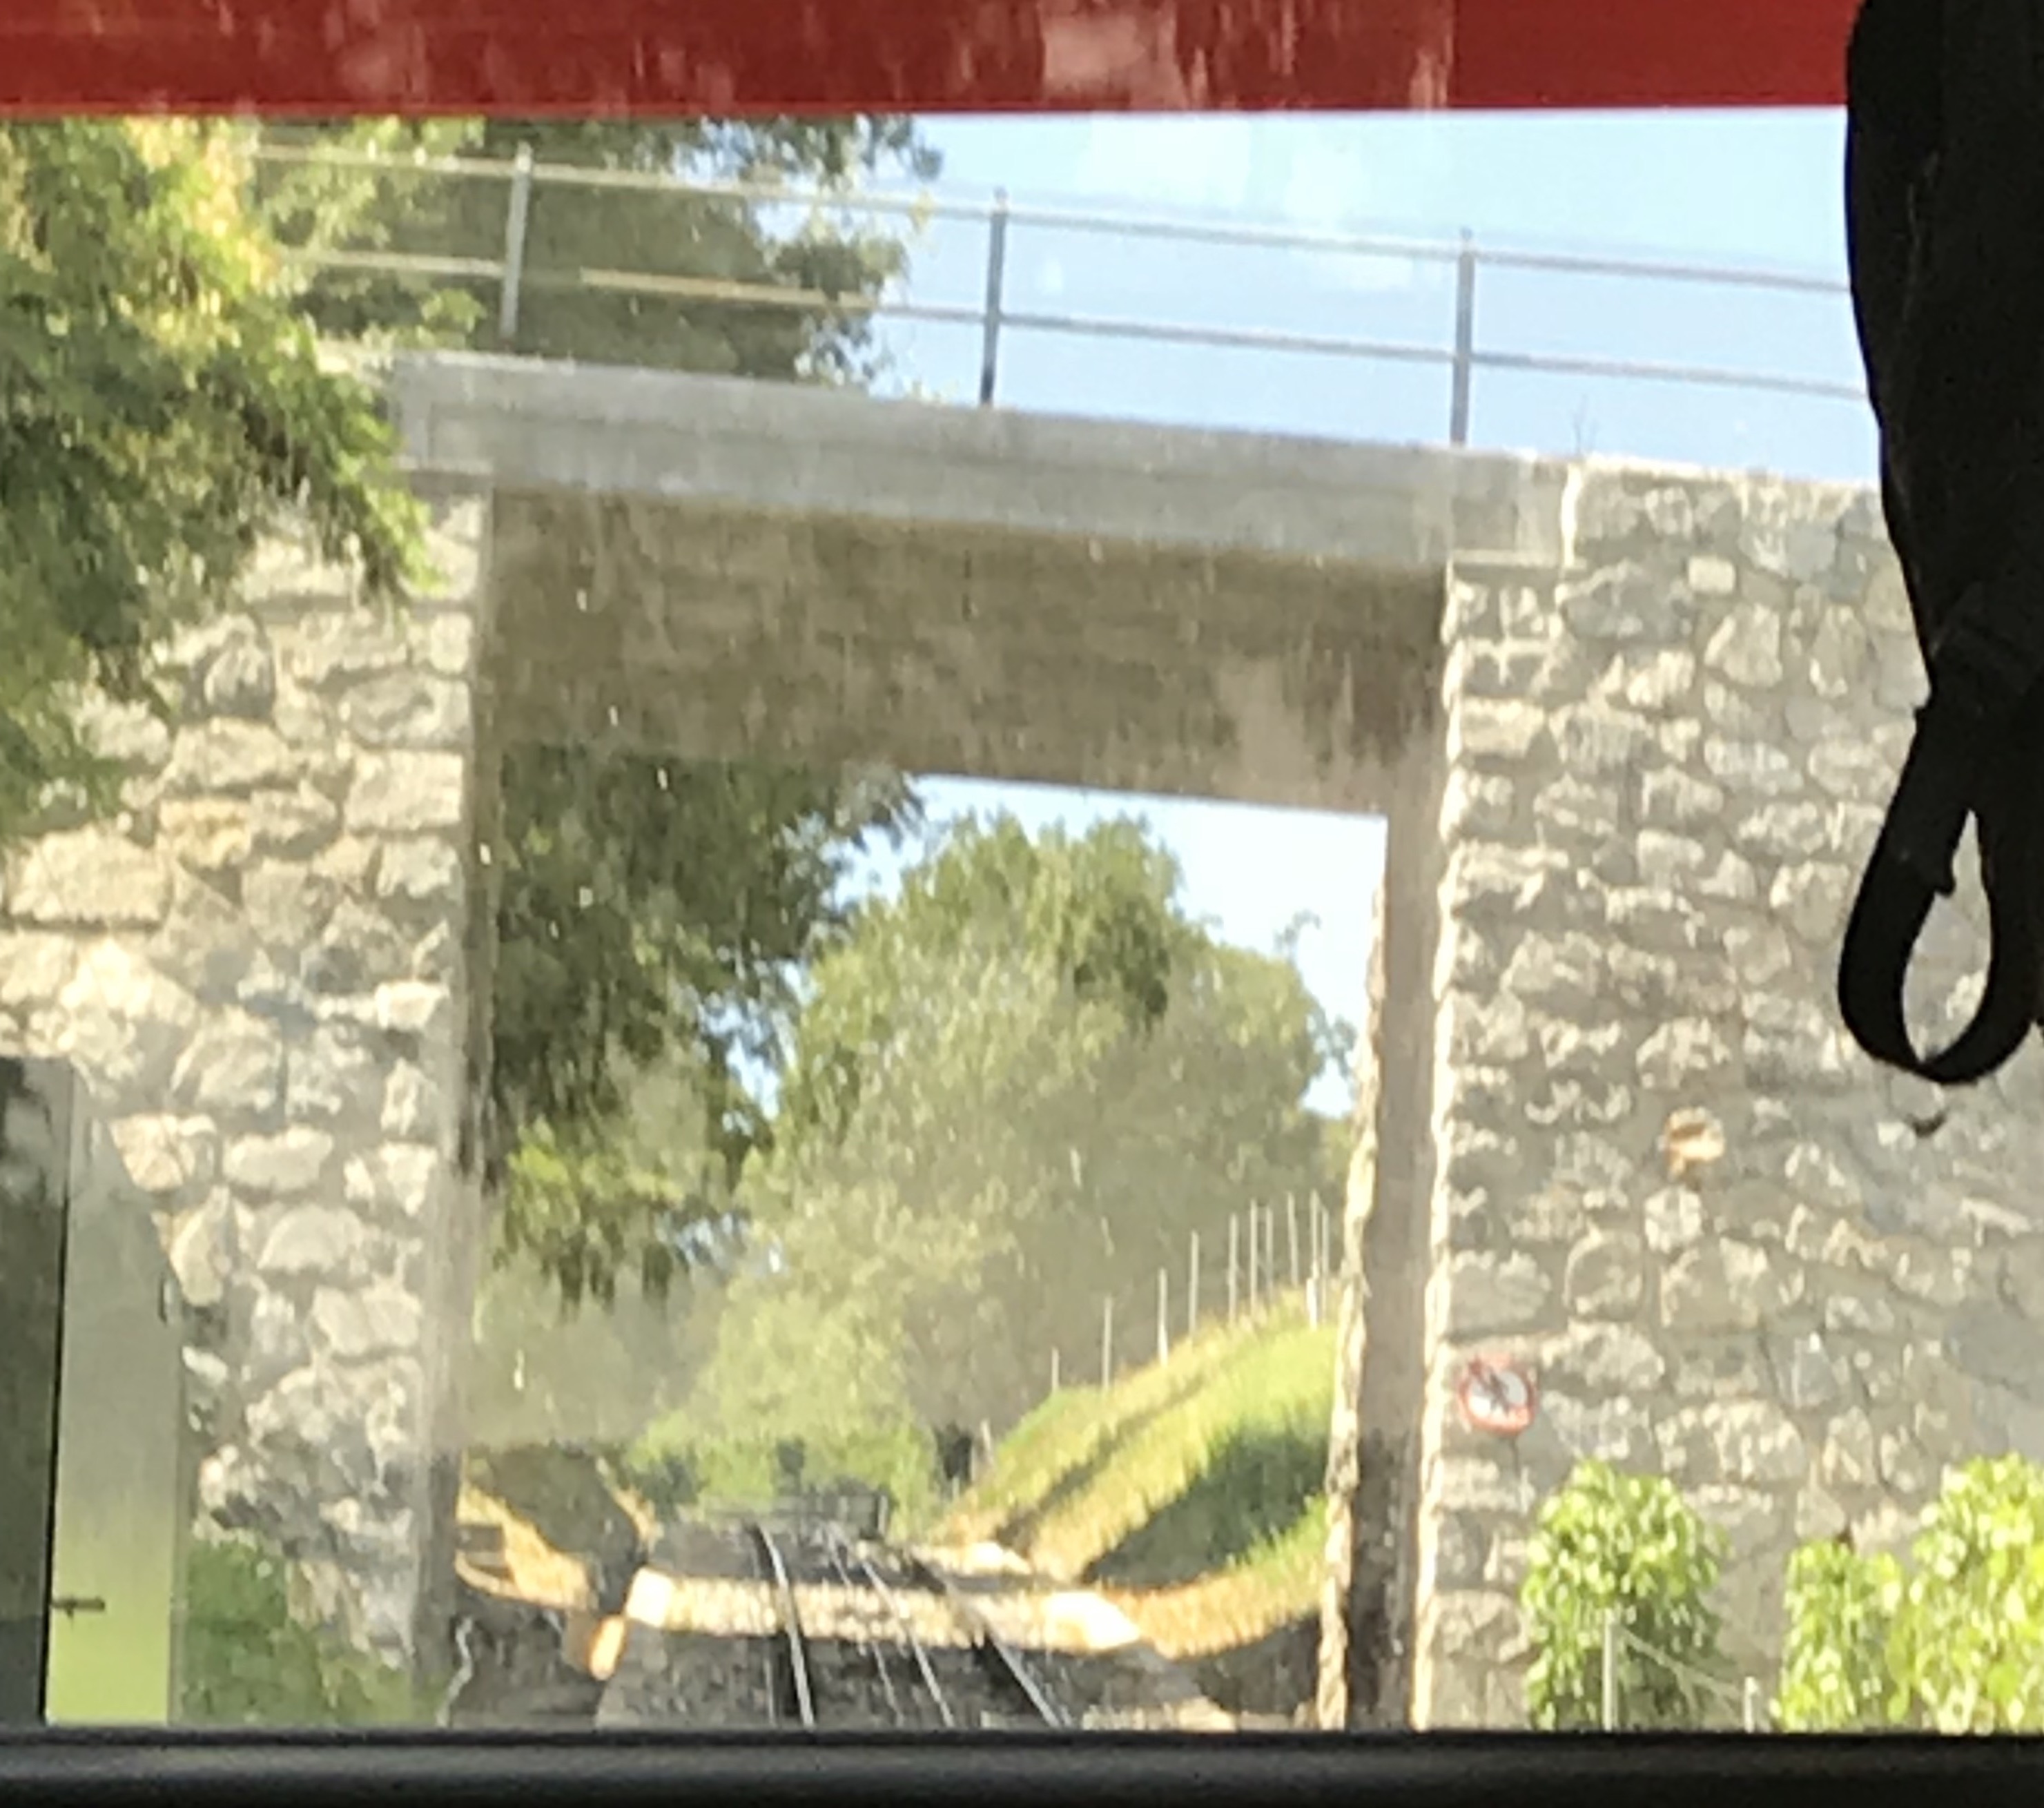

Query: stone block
[[257, 1205, 364, 1279], [345, 752, 467, 833], [164, 721, 298, 795], [173, 1013, 286, 1116], [225, 1129, 336, 1199], [1661, 1241, 1798, 1334], [10, 830, 172, 928], [1446, 1251, 1556, 1338], [1563, 1232, 1644, 1321]]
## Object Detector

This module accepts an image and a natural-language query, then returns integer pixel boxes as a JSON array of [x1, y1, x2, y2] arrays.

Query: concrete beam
[[390, 353, 1576, 572], [483, 489, 1444, 815]]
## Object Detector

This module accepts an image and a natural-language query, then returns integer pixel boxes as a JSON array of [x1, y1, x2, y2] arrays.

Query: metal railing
[[247, 137, 1866, 449]]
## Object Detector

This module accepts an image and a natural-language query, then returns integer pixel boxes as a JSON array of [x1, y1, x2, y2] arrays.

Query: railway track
[[739, 1520, 1070, 1731], [501, 1509, 1227, 1733]]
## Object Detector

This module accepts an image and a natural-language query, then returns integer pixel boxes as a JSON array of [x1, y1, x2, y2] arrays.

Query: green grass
[[623, 1412, 940, 1525], [178, 1536, 435, 1728], [940, 1301, 1335, 1662]]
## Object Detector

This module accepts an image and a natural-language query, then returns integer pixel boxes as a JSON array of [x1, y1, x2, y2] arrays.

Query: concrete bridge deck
[[391, 355, 1570, 816]]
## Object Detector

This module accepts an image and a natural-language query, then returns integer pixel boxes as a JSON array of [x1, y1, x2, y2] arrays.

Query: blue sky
[[833, 109, 1865, 1117]]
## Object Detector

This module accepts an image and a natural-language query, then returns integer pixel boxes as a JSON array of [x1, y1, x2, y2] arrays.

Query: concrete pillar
[[1317, 686, 1448, 1729]]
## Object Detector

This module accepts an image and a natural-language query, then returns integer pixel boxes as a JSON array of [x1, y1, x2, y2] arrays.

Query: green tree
[[692, 810, 1350, 1441], [1894, 1455, 2044, 1731], [1780, 1455, 2044, 1734], [0, 119, 421, 845], [235, 117, 942, 1308], [2, 113, 940, 1314], [1775, 1537, 1905, 1733], [465, 1047, 750, 1447], [1521, 1460, 1727, 1731], [486, 755, 915, 1307], [251, 117, 937, 379]]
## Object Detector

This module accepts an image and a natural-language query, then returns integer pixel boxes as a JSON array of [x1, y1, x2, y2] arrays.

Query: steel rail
[[242, 138, 1851, 294], [835, 1533, 958, 1731], [747, 1522, 816, 1731], [904, 1555, 1067, 1731], [276, 240, 1852, 403], [817, 1526, 910, 1729], [245, 135, 1866, 447]]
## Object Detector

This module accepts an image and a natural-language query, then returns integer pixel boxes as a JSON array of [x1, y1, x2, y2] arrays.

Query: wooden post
[[1265, 1204, 1278, 1305], [1157, 1267, 1170, 1365], [1187, 1231, 1200, 1341], [1247, 1203, 1260, 1313], [1101, 1296, 1113, 1392], [1286, 1192, 1301, 1291], [1602, 1611, 1620, 1731], [1227, 1215, 1239, 1323], [1050, 1346, 1060, 1395], [1309, 1193, 1323, 1323], [1309, 1192, 1324, 1285]]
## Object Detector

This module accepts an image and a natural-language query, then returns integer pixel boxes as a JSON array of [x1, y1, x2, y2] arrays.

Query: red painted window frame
[[0, 0, 1858, 117]]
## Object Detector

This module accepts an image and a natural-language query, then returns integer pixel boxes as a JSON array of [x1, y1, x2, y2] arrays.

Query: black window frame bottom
[[1, 1731, 2041, 1807]]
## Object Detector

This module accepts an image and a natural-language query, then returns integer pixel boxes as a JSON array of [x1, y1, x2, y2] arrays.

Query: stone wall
[[0, 500, 488, 1660], [1408, 464, 2044, 1725]]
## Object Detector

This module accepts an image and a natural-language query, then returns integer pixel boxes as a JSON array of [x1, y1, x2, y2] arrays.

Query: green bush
[[179, 1537, 426, 1728], [1520, 1459, 1727, 1730], [1898, 1454, 2044, 1732], [1775, 1537, 1904, 1731], [623, 1415, 937, 1524], [1782, 1455, 2044, 1734]]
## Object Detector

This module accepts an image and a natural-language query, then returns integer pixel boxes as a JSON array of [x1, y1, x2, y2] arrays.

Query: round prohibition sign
[[1455, 1355, 1538, 1437]]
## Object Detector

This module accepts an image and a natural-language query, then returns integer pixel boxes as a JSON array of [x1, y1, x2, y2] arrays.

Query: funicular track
[[741, 1519, 1069, 1731]]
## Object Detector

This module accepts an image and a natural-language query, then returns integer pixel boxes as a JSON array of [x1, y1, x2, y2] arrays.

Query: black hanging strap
[[1838, 567, 2044, 1082]]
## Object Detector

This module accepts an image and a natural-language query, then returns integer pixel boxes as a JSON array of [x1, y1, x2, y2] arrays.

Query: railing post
[[1187, 1230, 1200, 1341], [1157, 1267, 1170, 1366], [978, 189, 1011, 407], [498, 142, 536, 347], [1100, 1294, 1113, 1392], [1449, 229, 1477, 447]]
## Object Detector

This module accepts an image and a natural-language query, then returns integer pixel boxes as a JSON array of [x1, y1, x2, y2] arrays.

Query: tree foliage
[[0, 119, 422, 844], [685, 810, 1351, 1452], [1520, 1460, 1727, 1731], [1778, 1455, 2044, 1733], [486, 755, 916, 1307], [3, 110, 936, 1310], [1775, 1536, 1905, 1733], [249, 116, 935, 380], [236, 115, 942, 1306]]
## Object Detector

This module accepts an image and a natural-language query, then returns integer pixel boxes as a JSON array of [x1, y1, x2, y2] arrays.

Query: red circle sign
[[1456, 1357, 1538, 1437]]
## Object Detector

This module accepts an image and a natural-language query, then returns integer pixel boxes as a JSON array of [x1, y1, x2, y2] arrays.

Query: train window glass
[[8, 65, 2040, 1744]]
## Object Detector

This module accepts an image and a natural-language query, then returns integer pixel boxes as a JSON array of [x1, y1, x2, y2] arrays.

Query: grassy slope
[[940, 1301, 1334, 1666]]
